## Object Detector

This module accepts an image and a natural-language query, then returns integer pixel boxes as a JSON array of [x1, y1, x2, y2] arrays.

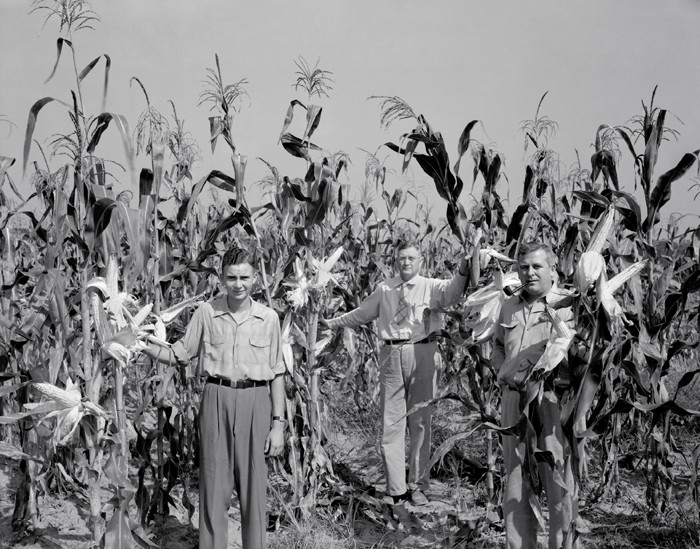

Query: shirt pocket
[[239, 337, 271, 367], [413, 296, 432, 326], [203, 334, 228, 365], [501, 321, 519, 359]]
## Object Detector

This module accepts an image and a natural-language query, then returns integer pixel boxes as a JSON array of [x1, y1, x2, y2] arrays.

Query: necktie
[[394, 283, 410, 325]]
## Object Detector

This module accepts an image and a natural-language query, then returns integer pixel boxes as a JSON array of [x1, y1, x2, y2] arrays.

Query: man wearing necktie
[[322, 241, 468, 505]]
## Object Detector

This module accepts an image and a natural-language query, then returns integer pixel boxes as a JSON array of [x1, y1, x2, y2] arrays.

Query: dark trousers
[[198, 383, 271, 549]]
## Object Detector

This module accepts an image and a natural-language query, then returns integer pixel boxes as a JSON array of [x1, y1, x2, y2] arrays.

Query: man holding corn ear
[[321, 240, 468, 506], [141, 246, 286, 549], [491, 240, 578, 549]]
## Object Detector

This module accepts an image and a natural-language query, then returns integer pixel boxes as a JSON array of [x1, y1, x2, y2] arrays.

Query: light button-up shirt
[[172, 296, 284, 381], [326, 273, 467, 341]]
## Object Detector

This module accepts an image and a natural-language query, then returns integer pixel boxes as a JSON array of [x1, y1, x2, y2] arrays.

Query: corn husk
[[464, 271, 520, 343], [574, 251, 605, 293], [531, 306, 575, 375]]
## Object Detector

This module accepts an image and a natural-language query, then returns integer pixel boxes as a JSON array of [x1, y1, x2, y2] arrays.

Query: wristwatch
[[272, 415, 288, 427]]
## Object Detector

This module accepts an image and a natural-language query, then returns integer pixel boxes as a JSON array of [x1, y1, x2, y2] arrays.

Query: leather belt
[[384, 337, 437, 346], [207, 376, 268, 389]]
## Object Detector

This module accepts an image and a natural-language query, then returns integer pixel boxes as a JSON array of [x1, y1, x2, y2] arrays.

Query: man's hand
[[265, 422, 285, 457]]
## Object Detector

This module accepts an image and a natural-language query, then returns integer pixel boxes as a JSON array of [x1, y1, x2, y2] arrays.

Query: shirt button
[[234, 364, 239, 368]]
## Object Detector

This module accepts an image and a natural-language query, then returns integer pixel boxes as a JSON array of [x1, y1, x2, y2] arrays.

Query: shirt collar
[[211, 295, 266, 319], [390, 274, 421, 289]]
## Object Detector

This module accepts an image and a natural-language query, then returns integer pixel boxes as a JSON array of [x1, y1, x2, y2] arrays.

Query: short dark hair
[[518, 240, 557, 267], [395, 240, 421, 254], [221, 246, 256, 272]]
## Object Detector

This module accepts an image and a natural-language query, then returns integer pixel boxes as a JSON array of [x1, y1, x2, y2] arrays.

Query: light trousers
[[379, 341, 438, 496], [501, 387, 576, 549], [198, 383, 271, 549]]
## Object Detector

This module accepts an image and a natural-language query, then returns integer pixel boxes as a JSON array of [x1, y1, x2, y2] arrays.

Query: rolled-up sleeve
[[326, 286, 381, 329], [430, 273, 467, 309], [268, 309, 285, 376]]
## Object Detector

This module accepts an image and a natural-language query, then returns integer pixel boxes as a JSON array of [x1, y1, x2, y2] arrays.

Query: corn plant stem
[[113, 360, 128, 472], [26, 421, 38, 530], [153, 166, 166, 516], [238, 192, 273, 309], [285, 394, 301, 503], [78, 158, 104, 542], [67, 31, 85, 121], [303, 297, 321, 517]]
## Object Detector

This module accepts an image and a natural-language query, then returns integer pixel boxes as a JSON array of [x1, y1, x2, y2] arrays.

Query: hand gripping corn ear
[[531, 306, 575, 375], [464, 271, 520, 343]]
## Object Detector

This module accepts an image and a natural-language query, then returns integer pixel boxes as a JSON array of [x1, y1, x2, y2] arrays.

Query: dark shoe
[[381, 492, 407, 505], [410, 489, 429, 506]]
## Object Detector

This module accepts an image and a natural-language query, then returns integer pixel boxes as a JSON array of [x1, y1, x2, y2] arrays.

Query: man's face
[[221, 263, 256, 306], [517, 249, 556, 299], [396, 246, 423, 281]]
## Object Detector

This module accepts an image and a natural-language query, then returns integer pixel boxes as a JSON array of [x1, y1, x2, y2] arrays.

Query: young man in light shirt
[[142, 247, 286, 549]]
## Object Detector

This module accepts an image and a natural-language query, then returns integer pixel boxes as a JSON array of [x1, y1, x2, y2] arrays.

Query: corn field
[[1, 2, 700, 548]]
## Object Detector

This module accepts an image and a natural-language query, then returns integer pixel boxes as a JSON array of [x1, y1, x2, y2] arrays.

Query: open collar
[[210, 295, 266, 319]]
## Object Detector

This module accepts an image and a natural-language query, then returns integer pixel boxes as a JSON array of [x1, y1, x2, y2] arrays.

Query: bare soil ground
[[1, 397, 699, 548]]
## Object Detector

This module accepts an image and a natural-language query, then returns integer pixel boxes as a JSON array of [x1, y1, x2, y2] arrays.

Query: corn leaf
[[104, 506, 136, 549], [78, 54, 111, 112], [642, 109, 666, 196], [303, 104, 322, 142], [280, 133, 321, 160], [116, 202, 145, 293], [92, 197, 118, 240], [87, 112, 137, 193], [0, 156, 17, 197], [44, 38, 73, 84], [278, 99, 306, 143], [454, 120, 479, 175], [644, 150, 700, 231], [23, 97, 69, 175]]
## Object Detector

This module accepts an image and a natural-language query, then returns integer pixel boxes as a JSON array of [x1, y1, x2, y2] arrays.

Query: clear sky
[[2, 1, 700, 229]]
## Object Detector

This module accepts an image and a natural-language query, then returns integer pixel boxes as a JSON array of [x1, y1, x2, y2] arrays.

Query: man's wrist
[[272, 415, 287, 426]]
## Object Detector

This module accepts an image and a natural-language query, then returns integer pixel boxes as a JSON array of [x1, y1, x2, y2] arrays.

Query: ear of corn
[[545, 306, 575, 339], [587, 206, 616, 254], [606, 260, 647, 294], [596, 271, 625, 322], [106, 253, 119, 300], [464, 272, 520, 343], [90, 292, 113, 345], [575, 251, 606, 293], [34, 382, 81, 408]]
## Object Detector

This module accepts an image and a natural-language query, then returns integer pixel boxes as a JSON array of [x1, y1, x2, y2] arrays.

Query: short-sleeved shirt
[[172, 296, 284, 382], [491, 284, 574, 388], [326, 273, 467, 341]]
